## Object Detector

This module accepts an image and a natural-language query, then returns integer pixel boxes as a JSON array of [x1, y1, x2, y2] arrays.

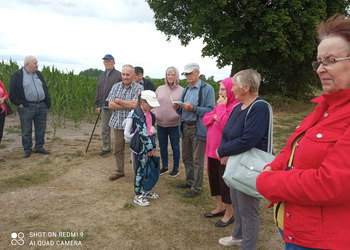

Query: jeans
[[279, 229, 325, 250], [157, 125, 180, 170], [18, 102, 48, 152]]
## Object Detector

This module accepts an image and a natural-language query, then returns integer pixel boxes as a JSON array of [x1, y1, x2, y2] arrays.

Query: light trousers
[[230, 188, 261, 250], [100, 108, 112, 151]]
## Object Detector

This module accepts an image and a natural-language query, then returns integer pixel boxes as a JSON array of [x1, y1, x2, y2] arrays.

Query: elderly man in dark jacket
[[9, 55, 51, 158], [95, 54, 122, 156]]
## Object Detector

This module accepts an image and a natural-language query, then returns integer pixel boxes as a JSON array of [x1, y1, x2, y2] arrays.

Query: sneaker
[[159, 168, 169, 175], [169, 169, 179, 177], [143, 191, 159, 199], [134, 195, 150, 207], [218, 236, 242, 246]]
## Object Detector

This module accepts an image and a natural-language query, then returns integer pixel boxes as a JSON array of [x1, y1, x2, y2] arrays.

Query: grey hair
[[122, 64, 134, 73], [24, 55, 36, 65], [166, 67, 176, 74], [233, 69, 261, 94]]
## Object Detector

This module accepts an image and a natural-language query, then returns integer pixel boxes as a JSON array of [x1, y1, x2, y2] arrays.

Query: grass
[[0, 105, 314, 249]]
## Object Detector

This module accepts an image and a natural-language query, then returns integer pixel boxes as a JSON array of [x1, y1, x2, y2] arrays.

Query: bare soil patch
[[0, 114, 284, 250]]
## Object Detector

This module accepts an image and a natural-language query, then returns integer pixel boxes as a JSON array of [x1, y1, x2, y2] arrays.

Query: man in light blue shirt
[[174, 63, 215, 197], [9, 56, 51, 158]]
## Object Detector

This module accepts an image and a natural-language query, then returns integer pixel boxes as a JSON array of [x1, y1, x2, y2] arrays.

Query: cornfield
[[0, 60, 221, 135]]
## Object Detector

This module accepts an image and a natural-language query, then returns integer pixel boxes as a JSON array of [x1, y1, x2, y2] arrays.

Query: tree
[[79, 68, 103, 77], [146, 0, 349, 99]]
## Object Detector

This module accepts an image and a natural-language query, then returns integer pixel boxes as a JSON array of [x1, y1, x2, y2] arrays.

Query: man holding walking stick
[[107, 64, 143, 181], [95, 54, 122, 156]]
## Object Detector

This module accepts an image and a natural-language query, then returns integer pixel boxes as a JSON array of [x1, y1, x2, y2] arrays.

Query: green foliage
[[79, 68, 103, 77], [147, 0, 350, 100]]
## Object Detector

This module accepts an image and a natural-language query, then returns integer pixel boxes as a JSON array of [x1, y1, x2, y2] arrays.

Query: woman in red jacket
[[256, 15, 350, 250]]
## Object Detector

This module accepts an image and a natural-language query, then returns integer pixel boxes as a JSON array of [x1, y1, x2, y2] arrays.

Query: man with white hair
[[107, 64, 143, 181], [174, 63, 215, 197], [9, 55, 51, 158]]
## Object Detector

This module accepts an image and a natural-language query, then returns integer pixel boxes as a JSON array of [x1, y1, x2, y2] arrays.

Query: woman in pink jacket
[[257, 15, 350, 250], [203, 78, 239, 227], [152, 66, 183, 177], [0, 79, 9, 162]]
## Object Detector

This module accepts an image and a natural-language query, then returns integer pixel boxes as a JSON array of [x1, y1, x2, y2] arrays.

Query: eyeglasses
[[219, 88, 226, 91], [311, 56, 350, 71]]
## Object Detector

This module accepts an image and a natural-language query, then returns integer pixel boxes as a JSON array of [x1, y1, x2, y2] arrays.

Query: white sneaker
[[134, 195, 150, 206], [143, 191, 159, 199], [219, 236, 242, 246]]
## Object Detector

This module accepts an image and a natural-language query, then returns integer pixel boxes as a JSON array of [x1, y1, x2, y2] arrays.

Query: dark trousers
[[18, 102, 48, 152]]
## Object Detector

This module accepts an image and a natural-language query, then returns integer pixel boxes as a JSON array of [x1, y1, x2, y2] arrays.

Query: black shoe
[[204, 210, 226, 218], [35, 149, 50, 154], [215, 216, 235, 227], [169, 169, 179, 177], [99, 150, 110, 156], [184, 190, 200, 198], [176, 183, 191, 189], [23, 151, 32, 158], [0, 158, 5, 162], [159, 168, 169, 175]]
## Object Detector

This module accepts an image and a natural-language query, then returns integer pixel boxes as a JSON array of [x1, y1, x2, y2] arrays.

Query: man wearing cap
[[95, 54, 122, 156], [134, 66, 156, 91], [107, 64, 143, 181], [174, 63, 215, 197]]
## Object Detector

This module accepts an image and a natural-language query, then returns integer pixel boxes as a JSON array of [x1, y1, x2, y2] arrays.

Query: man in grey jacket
[[95, 54, 122, 156]]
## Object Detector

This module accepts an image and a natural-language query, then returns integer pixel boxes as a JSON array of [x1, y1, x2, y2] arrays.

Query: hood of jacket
[[221, 77, 239, 109], [164, 66, 180, 87]]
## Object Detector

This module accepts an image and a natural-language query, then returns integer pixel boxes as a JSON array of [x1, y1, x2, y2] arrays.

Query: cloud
[[0, 0, 231, 81]]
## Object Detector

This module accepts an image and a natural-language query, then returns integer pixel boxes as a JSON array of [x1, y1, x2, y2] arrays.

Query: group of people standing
[[95, 14, 350, 250], [2, 14, 350, 249]]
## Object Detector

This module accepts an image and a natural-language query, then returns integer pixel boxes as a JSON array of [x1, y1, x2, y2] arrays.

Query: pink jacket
[[0, 80, 9, 115], [203, 78, 239, 159], [256, 88, 350, 250], [152, 66, 184, 127]]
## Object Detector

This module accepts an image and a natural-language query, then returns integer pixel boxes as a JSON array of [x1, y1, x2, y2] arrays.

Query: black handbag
[[5, 101, 13, 116]]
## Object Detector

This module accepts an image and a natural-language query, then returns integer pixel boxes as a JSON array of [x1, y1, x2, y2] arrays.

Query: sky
[[0, 0, 232, 81]]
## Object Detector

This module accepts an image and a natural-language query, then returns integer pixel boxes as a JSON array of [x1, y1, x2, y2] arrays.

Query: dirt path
[[0, 114, 284, 250]]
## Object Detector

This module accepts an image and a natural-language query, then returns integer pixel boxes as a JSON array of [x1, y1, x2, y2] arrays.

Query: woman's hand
[[172, 103, 179, 110], [217, 96, 227, 105], [220, 156, 229, 165], [0, 97, 5, 105]]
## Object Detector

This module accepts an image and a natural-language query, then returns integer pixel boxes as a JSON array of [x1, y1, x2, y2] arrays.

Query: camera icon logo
[[11, 232, 25, 246]]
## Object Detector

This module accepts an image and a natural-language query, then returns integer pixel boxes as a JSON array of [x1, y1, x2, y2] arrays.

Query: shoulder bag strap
[[244, 100, 273, 154]]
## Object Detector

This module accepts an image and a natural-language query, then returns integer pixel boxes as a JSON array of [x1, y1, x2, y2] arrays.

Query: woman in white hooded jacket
[[152, 66, 183, 177]]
